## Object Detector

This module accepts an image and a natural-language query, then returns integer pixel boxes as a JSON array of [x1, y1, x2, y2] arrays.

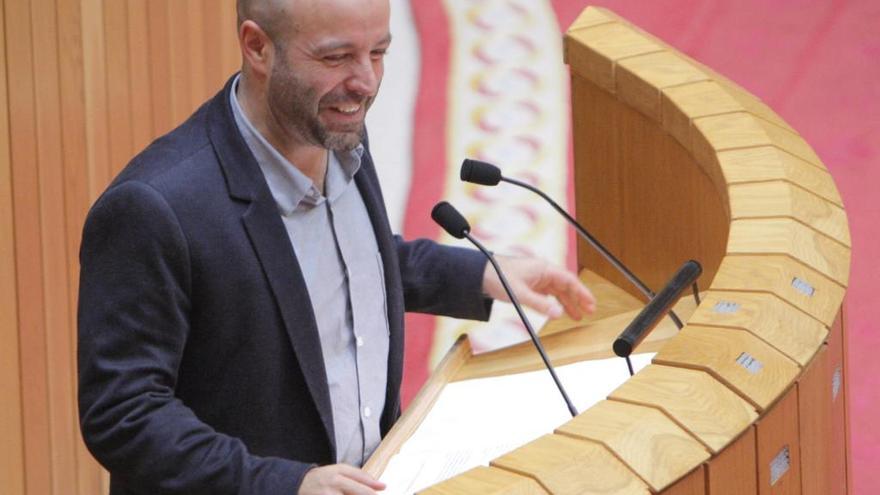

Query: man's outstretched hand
[[299, 464, 385, 495], [482, 255, 596, 320]]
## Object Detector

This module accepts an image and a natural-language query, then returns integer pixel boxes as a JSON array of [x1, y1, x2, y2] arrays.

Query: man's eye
[[324, 54, 347, 62], [371, 50, 387, 59]]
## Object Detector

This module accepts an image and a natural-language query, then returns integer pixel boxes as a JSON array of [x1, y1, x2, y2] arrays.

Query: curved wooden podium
[[367, 7, 850, 494]]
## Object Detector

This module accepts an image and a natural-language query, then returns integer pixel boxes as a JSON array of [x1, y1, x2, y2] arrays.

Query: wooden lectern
[[366, 7, 851, 494]]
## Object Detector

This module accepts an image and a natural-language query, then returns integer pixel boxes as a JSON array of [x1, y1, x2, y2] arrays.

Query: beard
[[267, 58, 372, 152]]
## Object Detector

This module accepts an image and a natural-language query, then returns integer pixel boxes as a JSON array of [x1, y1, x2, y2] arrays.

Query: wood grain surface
[[556, 400, 710, 492]]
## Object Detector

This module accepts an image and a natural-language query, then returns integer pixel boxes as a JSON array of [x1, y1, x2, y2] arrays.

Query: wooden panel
[[653, 325, 800, 411], [491, 434, 650, 495], [571, 75, 728, 302], [5, 1, 53, 493], [661, 80, 743, 150], [539, 269, 643, 337], [716, 147, 843, 207], [565, 23, 663, 92], [147, 0, 174, 136], [755, 119, 824, 168], [609, 365, 758, 454], [692, 112, 772, 167], [616, 51, 709, 121], [688, 291, 826, 367], [556, 400, 710, 492], [706, 427, 758, 495], [827, 311, 848, 495], [82, 0, 112, 197], [710, 255, 845, 327], [127, 0, 154, 153], [727, 218, 850, 287], [0, 0, 25, 491], [104, 0, 135, 173], [798, 346, 832, 495], [728, 182, 850, 247], [31, 0, 79, 492], [566, 6, 617, 33], [660, 467, 705, 495], [755, 387, 802, 495], [420, 466, 549, 495]]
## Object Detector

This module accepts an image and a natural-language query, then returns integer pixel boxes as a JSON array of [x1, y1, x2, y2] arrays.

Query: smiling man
[[77, 1, 594, 494]]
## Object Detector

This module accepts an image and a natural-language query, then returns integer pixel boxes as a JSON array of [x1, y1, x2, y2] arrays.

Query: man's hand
[[482, 255, 596, 320], [299, 464, 385, 495]]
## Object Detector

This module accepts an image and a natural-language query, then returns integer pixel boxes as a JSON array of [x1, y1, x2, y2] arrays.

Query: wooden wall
[[0, 1, 240, 493]]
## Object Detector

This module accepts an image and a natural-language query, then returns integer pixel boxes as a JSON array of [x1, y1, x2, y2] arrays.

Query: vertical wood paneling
[[168, 0, 193, 124], [81, 0, 111, 198], [30, 0, 79, 491], [104, 1, 134, 175], [147, 0, 173, 136], [0, 0, 26, 491], [5, 0, 53, 493], [3, 1, 242, 492]]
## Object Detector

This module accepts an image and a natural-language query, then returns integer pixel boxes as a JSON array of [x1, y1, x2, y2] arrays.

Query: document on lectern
[[378, 352, 654, 494]]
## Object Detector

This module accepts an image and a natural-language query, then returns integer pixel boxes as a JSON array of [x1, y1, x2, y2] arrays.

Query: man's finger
[[336, 465, 386, 491]]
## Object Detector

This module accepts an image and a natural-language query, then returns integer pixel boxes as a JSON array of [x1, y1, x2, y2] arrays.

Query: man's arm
[[78, 181, 309, 495]]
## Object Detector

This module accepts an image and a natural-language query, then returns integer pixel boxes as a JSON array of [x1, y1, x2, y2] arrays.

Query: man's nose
[[346, 57, 381, 96]]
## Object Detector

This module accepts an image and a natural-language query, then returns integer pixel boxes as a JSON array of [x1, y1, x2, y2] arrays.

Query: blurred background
[[0, 0, 876, 493]]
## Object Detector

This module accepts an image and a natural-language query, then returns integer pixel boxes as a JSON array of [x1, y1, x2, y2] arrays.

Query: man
[[77, 0, 595, 493]]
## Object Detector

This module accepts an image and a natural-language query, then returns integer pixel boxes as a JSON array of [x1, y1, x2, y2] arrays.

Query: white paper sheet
[[378, 352, 654, 494]]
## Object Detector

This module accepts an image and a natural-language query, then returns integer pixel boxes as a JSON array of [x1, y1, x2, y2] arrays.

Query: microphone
[[431, 201, 578, 417], [460, 158, 686, 329], [613, 260, 702, 361]]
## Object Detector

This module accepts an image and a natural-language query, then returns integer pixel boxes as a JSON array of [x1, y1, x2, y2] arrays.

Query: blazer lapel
[[206, 76, 336, 457]]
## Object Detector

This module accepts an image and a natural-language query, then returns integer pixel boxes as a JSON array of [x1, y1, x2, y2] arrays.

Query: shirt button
[[363, 406, 372, 418], [356, 335, 365, 347]]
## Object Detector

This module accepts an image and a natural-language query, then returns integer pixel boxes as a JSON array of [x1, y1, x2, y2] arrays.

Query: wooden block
[[728, 182, 851, 247], [659, 466, 705, 495], [609, 365, 758, 454], [556, 400, 710, 492], [616, 51, 709, 121], [652, 325, 800, 411], [713, 77, 798, 134], [706, 427, 758, 495], [727, 218, 850, 287], [567, 6, 617, 33], [710, 255, 845, 327], [717, 147, 843, 207], [419, 466, 549, 495], [539, 269, 643, 338], [755, 118, 825, 168], [565, 23, 663, 92], [755, 386, 802, 494], [798, 346, 832, 495], [491, 434, 650, 495], [692, 112, 772, 169], [661, 80, 743, 149], [688, 291, 827, 367]]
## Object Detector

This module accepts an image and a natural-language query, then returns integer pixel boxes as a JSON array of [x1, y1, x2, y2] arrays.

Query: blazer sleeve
[[78, 181, 310, 495], [394, 236, 493, 320]]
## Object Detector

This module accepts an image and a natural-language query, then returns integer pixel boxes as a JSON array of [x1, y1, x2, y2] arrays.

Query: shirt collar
[[229, 75, 363, 215]]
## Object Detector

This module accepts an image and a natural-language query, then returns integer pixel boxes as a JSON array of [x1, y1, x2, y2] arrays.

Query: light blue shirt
[[230, 76, 389, 466]]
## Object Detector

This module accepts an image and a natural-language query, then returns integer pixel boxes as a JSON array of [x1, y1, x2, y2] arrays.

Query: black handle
[[613, 260, 702, 358]]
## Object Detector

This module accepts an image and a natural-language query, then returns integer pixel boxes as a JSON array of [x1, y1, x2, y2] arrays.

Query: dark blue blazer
[[78, 75, 491, 495]]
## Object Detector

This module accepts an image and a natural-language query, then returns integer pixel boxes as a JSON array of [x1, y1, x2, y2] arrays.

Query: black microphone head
[[431, 202, 470, 239], [460, 159, 502, 186]]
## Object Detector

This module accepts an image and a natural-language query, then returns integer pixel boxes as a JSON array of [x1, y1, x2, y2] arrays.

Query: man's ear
[[239, 20, 273, 78]]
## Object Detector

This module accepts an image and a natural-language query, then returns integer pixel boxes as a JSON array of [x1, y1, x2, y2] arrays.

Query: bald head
[[237, 0, 296, 46]]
